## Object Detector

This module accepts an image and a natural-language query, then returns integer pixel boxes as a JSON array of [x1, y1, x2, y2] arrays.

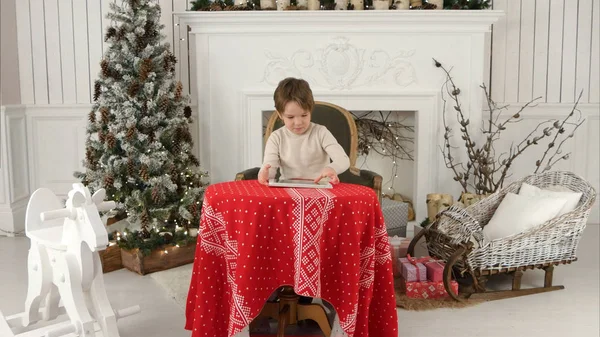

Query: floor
[[1, 225, 598, 337]]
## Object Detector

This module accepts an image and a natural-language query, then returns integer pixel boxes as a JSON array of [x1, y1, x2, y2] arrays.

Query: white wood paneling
[[15, 0, 35, 104], [44, 0, 63, 104], [159, 0, 174, 53], [575, 0, 593, 103], [175, 0, 190, 95], [27, 109, 87, 194], [590, 0, 600, 103], [87, 0, 103, 101], [58, 0, 77, 104], [101, 0, 115, 55], [518, 0, 535, 102], [560, 0, 578, 103], [490, 0, 507, 102], [546, 0, 565, 103], [72, 0, 91, 103], [503, 0, 521, 103], [533, 0, 551, 101], [29, 0, 49, 104]]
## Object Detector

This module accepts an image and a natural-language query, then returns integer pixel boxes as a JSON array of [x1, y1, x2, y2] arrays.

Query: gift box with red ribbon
[[398, 276, 459, 299], [423, 260, 445, 282], [398, 256, 427, 282]]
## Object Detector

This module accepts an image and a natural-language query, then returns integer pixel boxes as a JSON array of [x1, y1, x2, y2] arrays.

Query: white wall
[[1, 0, 21, 105], [1, 0, 598, 232]]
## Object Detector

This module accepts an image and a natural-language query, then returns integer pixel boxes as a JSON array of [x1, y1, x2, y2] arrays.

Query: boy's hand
[[314, 167, 339, 184], [258, 164, 271, 186]]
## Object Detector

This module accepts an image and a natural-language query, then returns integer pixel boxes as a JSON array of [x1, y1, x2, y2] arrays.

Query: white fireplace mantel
[[176, 10, 504, 222]]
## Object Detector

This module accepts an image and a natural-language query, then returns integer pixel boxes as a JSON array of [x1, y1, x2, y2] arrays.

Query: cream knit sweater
[[262, 123, 350, 180]]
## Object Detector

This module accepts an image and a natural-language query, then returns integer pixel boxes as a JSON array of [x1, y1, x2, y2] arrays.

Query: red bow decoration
[[406, 254, 433, 266]]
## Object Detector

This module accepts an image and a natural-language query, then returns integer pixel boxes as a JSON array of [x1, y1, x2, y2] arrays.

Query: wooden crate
[[98, 243, 124, 273], [120, 242, 196, 275]]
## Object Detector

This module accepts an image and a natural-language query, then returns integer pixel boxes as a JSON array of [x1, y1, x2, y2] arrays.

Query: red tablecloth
[[185, 181, 397, 337]]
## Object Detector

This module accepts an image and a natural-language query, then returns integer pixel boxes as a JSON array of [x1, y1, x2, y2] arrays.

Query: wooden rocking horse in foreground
[[408, 171, 597, 302], [0, 183, 140, 337]]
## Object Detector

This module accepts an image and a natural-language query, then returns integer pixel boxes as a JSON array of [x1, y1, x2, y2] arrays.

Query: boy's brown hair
[[273, 77, 315, 114]]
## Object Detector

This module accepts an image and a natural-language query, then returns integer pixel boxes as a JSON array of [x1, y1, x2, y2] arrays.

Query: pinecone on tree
[[148, 131, 155, 143], [99, 129, 106, 143], [126, 126, 136, 140], [107, 133, 116, 149], [173, 140, 181, 154], [142, 101, 148, 115], [140, 210, 150, 226], [104, 175, 114, 187], [128, 81, 140, 97], [129, 0, 140, 9], [184, 106, 192, 118], [190, 154, 200, 167], [159, 96, 169, 111], [164, 52, 177, 72], [88, 111, 96, 124], [144, 21, 157, 40], [105, 27, 117, 42], [128, 159, 135, 176], [140, 166, 149, 180], [101, 59, 110, 77], [86, 147, 94, 163], [116, 27, 126, 41], [152, 187, 161, 203], [94, 81, 101, 101], [175, 82, 183, 100], [140, 58, 152, 81], [100, 107, 109, 125], [188, 203, 197, 216]]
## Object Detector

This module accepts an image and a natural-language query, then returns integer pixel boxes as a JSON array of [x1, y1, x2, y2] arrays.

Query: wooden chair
[[237, 102, 383, 336], [235, 101, 383, 200]]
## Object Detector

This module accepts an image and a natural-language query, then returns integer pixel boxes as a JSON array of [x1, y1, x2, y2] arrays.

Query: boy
[[258, 78, 350, 185]]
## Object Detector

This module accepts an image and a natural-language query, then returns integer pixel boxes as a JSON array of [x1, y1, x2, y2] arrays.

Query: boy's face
[[279, 101, 311, 135]]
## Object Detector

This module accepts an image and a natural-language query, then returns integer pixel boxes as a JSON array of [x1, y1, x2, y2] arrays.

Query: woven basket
[[425, 171, 597, 275]]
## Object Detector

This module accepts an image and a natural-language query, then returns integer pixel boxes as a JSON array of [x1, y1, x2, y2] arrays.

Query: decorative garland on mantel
[[189, 0, 490, 11]]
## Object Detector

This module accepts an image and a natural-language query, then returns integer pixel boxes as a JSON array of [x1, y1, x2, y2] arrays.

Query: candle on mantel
[[307, 0, 320, 10], [350, 0, 364, 10], [393, 0, 409, 9], [373, 0, 390, 9], [260, 0, 276, 9]]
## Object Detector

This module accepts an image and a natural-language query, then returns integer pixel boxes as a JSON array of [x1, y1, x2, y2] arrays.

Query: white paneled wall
[[1, 1, 599, 232], [491, 0, 600, 104], [16, 0, 194, 106], [12, 1, 600, 105]]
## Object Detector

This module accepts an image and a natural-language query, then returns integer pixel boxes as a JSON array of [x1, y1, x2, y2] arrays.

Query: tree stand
[[0, 184, 140, 337]]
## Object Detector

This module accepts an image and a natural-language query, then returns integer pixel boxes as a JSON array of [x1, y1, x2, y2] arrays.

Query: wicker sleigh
[[408, 171, 597, 301]]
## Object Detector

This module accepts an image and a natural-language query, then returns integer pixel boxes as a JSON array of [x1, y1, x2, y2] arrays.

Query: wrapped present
[[423, 260, 445, 282], [399, 276, 459, 299], [381, 199, 409, 237], [389, 236, 412, 276], [398, 257, 427, 282]]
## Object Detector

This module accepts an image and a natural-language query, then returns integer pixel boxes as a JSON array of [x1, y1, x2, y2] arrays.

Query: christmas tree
[[75, 0, 208, 248]]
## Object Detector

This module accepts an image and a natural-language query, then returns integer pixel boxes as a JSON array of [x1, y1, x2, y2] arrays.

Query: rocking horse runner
[[0, 183, 140, 337]]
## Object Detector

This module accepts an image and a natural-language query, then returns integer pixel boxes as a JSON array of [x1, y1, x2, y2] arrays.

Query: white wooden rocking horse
[[0, 183, 140, 337]]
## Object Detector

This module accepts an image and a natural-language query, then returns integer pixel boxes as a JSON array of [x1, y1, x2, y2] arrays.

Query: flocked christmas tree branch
[[435, 58, 585, 195]]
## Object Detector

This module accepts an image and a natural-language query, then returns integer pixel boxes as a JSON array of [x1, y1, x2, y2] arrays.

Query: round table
[[185, 180, 397, 337]]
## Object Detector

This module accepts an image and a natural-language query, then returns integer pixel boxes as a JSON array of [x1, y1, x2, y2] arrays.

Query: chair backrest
[[264, 101, 358, 169]]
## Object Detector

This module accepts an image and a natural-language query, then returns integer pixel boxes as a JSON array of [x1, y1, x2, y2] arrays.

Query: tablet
[[268, 178, 333, 189]]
